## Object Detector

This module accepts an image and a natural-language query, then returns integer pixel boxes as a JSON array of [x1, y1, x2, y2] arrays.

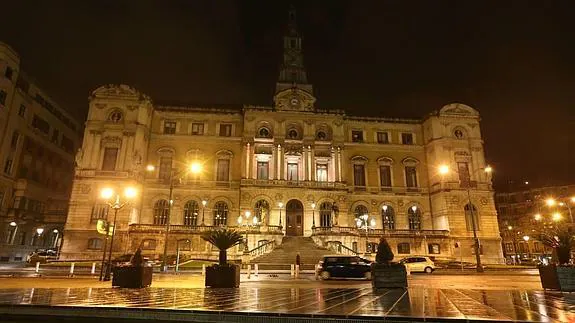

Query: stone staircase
[[250, 236, 334, 270]]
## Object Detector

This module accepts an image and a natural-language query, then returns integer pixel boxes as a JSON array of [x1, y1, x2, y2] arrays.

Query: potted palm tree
[[371, 237, 407, 288], [202, 229, 243, 288], [539, 226, 574, 291]]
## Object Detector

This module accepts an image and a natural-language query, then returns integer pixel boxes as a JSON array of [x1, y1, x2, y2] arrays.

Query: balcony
[[145, 179, 240, 190], [312, 226, 449, 238], [75, 169, 132, 178], [129, 224, 284, 235], [430, 181, 492, 193], [241, 179, 347, 190]]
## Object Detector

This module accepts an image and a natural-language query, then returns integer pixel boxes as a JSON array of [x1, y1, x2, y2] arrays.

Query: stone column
[[337, 147, 342, 182], [90, 131, 102, 169], [310, 146, 315, 181], [307, 146, 312, 181], [301, 147, 307, 181], [270, 146, 276, 180], [276, 145, 282, 180], [245, 143, 250, 178], [329, 147, 336, 182]]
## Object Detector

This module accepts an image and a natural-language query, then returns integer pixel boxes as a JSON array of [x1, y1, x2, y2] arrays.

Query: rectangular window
[[379, 165, 391, 188], [0, 90, 6, 105], [353, 164, 366, 187], [287, 163, 298, 181], [51, 129, 59, 144], [4, 66, 13, 80], [32, 115, 50, 134], [401, 133, 414, 145], [191, 123, 204, 135], [10, 131, 19, 149], [219, 124, 232, 137], [428, 243, 441, 254], [398, 243, 410, 254], [257, 161, 269, 180], [216, 159, 230, 182], [163, 121, 176, 134], [505, 243, 514, 253], [18, 104, 26, 117], [3, 159, 12, 174], [351, 130, 363, 142], [405, 166, 418, 187], [377, 132, 389, 144], [101, 148, 118, 171], [158, 156, 172, 181], [316, 164, 328, 182], [458, 162, 471, 188], [90, 204, 109, 223]]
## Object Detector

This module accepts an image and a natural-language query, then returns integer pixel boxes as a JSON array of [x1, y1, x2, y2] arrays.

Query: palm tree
[[201, 229, 243, 266]]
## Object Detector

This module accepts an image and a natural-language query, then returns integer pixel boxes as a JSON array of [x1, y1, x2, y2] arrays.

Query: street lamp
[[52, 229, 59, 248], [356, 214, 375, 255], [506, 225, 518, 265], [148, 161, 203, 272], [238, 210, 252, 252], [544, 196, 574, 223], [552, 212, 562, 222], [438, 164, 449, 175], [523, 235, 530, 260], [100, 186, 138, 281], [311, 203, 316, 228], [278, 202, 283, 228], [9, 221, 17, 244], [467, 165, 492, 273]]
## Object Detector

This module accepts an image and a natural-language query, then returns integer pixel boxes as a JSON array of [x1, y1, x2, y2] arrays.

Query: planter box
[[205, 264, 240, 288], [112, 266, 153, 288], [371, 263, 407, 288], [539, 265, 575, 292]]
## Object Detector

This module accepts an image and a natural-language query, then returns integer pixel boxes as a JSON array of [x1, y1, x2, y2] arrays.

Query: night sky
[[1, 1, 573, 190]]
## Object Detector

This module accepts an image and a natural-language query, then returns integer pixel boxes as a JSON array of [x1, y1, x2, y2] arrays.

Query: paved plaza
[[0, 285, 574, 322]]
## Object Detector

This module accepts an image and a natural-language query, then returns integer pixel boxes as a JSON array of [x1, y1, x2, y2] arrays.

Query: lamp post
[[545, 197, 574, 223], [201, 200, 207, 225], [35, 228, 44, 247], [507, 225, 518, 265], [148, 162, 203, 272], [238, 211, 252, 252], [100, 186, 137, 281], [523, 235, 530, 260], [356, 214, 375, 255], [311, 203, 316, 229], [175, 239, 189, 273], [52, 229, 59, 248]]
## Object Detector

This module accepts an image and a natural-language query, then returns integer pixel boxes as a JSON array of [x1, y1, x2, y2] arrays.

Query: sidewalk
[[0, 286, 572, 322]]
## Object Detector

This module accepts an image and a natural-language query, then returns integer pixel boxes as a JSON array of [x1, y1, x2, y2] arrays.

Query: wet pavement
[[0, 287, 573, 322]]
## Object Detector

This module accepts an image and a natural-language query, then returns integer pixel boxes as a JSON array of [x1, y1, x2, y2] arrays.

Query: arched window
[[87, 238, 103, 250], [153, 200, 169, 225], [254, 200, 270, 225], [354, 205, 369, 220], [213, 201, 228, 226], [183, 200, 199, 226], [464, 203, 480, 231], [319, 202, 333, 227], [257, 127, 271, 138], [287, 128, 299, 139], [408, 206, 421, 230], [381, 205, 395, 230]]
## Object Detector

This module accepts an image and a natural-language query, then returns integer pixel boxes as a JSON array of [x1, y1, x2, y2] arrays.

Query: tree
[[375, 237, 394, 265], [201, 229, 243, 266]]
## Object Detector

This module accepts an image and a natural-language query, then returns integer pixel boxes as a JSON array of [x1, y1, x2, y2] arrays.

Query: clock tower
[[274, 5, 316, 111]]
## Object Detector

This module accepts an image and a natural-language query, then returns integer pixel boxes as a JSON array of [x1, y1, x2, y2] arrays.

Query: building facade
[[0, 42, 82, 261], [496, 184, 575, 264], [60, 9, 504, 264]]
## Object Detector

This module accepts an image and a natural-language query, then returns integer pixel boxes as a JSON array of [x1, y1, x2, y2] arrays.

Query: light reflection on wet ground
[[0, 287, 573, 322]]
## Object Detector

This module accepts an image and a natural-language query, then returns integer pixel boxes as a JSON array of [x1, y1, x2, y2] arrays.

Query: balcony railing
[[75, 169, 133, 178], [129, 224, 283, 235], [431, 181, 492, 193], [241, 179, 347, 190], [312, 226, 449, 238]]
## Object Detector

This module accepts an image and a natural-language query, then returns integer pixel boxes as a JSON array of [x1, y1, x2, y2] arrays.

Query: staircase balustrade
[[248, 240, 277, 257]]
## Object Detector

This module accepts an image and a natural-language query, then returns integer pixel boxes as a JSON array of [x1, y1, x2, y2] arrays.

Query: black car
[[317, 255, 372, 280]]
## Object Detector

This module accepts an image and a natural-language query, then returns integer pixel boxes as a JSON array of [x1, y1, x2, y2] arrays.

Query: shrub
[[375, 237, 394, 264]]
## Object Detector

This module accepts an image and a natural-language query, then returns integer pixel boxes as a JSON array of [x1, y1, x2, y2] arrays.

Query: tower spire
[[276, 5, 312, 95]]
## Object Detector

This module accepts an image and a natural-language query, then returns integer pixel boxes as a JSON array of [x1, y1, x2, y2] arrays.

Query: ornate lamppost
[[278, 202, 283, 229], [99, 186, 138, 281], [311, 202, 316, 228], [356, 214, 375, 255], [201, 200, 207, 225]]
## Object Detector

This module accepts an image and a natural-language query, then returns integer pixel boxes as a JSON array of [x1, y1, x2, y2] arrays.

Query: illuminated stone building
[[496, 184, 575, 263], [60, 9, 504, 264], [0, 42, 81, 261]]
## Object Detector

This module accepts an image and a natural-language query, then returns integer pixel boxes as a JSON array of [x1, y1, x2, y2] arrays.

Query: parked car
[[317, 255, 372, 280], [399, 256, 436, 273], [26, 250, 57, 264]]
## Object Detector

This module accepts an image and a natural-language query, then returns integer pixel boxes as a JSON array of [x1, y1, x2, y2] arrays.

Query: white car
[[399, 256, 436, 273]]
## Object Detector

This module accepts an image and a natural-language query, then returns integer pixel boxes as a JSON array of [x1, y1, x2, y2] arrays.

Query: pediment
[[273, 87, 316, 112], [90, 84, 151, 102], [439, 103, 479, 117]]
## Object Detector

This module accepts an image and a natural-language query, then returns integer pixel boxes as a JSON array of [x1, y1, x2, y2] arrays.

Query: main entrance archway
[[286, 199, 304, 236]]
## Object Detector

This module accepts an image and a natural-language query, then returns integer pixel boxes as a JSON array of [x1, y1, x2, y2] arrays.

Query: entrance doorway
[[286, 199, 304, 236]]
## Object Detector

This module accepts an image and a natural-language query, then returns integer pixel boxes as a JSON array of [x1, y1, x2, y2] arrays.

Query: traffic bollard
[[290, 264, 295, 277], [295, 264, 300, 279], [35, 262, 40, 274], [91, 263, 96, 274], [69, 263, 75, 277], [247, 264, 251, 279], [202, 264, 206, 276], [254, 264, 259, 277]]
